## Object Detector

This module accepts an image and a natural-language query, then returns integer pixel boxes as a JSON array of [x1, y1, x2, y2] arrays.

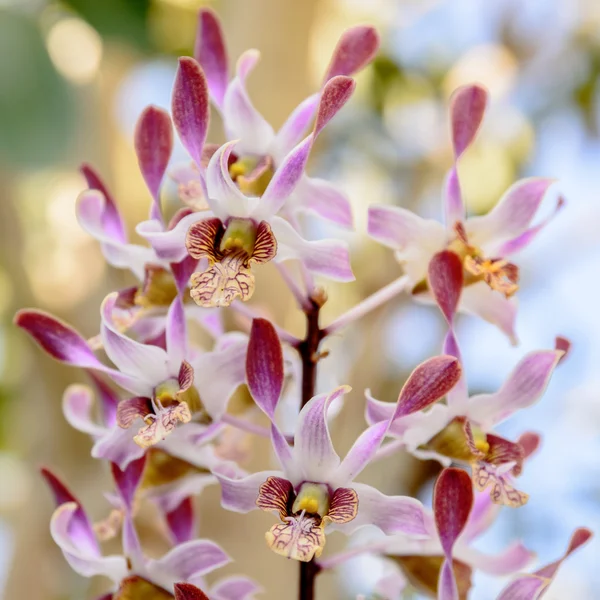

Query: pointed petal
[[467, 178, 555, 248], [166, 497, 196, 545], [215, 470, 282, 513], [467, 350, 562, 429], [50, 503, 128, 583], [289, 176, 353, 228], [111, 455, 146, 510], [449, 85, 488, 158], [246, 318, 284, 420], [206, 141, 249, 218], [80, 163, 126, 243], [148, 539, 230, 582], [444, 167, 465, 229], [175, 582, 209, 600], [273, 93, 320, 158], [535, 527, 592, 579], [294, 387, 348, 482], [443, 330, 469, 410], [223, 50, 274, 154], [101, 293, 169, 385], [166, 296, 187, 373], [393, 355, 462, 420], [210, 576, 262, 600], [91, 425, 146, 471], [192, 335, 247, 420], [438, 559, 459, 600], [339, 482, 431, 537], [172, 57, 210, 167], [460, 490, 499, 543], [460, 282, 518, 344], [62, 384, 106, 437], [428, 250, 464, 324], [323, 25, 380, 82], [271, 216, 354, 281], [135, 105, 173, 219], [458, 541, 534, 576], [194, 8, 229, 109]]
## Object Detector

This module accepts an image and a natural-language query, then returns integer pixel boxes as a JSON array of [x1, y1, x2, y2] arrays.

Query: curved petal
[[467, 350, 562, 429], [91, 425, 146, 471], [457, 541, 534, 576], [428, 251, 464, 325], [101, 293, 169, 386], [293, 386, 348, 482], [467, 178, 555, 249], [194, 8, 229, 109], [63, 385, 106, 437], [166, 297, 187, 373], [192, 335, 247, 420], [459, 282, 518, 344], [337, 483, 432, 537], [496, 575, 548, 600], [443, 330, 469, 411], [460, 491, 500, 543], [223, 50, 274, 155], [77, 189, 160, 280], [271, 216, 354, 281], [438, 560, 458, 600], [287, 176, 353, 228], [323, 25, 380, 82], [215, 470, 282, 513], [175, 582, 209, 600], [449, 84, 488, 158], [164, 497, 196, 545], [273, 94, 320, 159], [172, 57, 210, 167], [367, 205, 446, 284], [50, 503, 128, 583], [206, 141, 250, 218], [211, 575, 262, 600]]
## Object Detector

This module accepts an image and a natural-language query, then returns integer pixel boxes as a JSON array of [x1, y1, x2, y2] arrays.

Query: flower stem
[[322, 275, 409, 335], [298, 293, 325, 599]]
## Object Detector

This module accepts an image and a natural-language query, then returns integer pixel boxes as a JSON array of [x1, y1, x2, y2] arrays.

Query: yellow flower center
[[229, 155, 274, 196], [292, 482, 331, 517], [219, 218, 258, 257]]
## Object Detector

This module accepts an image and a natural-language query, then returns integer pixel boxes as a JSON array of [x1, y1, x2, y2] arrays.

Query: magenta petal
[[110, 455, 146, 511], [91, 425, 145, 471], [444, 167, 465, 228], [15, 309, 103, 369], [135, 105, 173, 220], [438, 559, 459, 600], [314, 75, 356, 136], [166, 297, 187, 373], [434, 468, 474, 557], [80, 163, 126, 243], [393, 355, 462, 420], [323, 25, 380, 82], [166, 498, 196, 545], [210, 576, 262, 600], [41, 468, 99, 557], [449, 84, 488, 158], [274, 93, 320, 158], [246, 318, 284, 420], [175, 582, 209, 600], [428, 250, 464, 324], [534, 528, 592, 579], [172, 57, 210, 167], [194, 8, 229, 109]]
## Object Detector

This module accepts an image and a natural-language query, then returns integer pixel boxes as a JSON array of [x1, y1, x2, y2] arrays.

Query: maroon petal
[[246, 318, 284, 420], [110, 455, 146, 511], [450, 84, 488, 158], [314, 75, 356, 136], [15, 309, 102, 369], [88, 373, 120, 428], [323, 25, 380, 83], [166, 497, 196, 545], [393, 355, 462, 420], [116, 396, 152, 428], [80, 163, 127, 243], [172, 57, 210, 167], [434, 467, 474, 558], [517, 431, 541, 461], [174, 583, 209, 600], [194, 8, 229, 108], [535, 528, 593, 579], [428, 250, 464, 324], [135, 105, 173, 219]]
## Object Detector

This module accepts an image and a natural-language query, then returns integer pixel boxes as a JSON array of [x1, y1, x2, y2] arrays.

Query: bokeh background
[[1, 0, 599, 598]]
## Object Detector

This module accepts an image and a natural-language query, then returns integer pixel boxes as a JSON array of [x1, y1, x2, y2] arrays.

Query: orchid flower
[[496, 527, 592, 600], [43, 461, 260, 600], [180, 8, 379, 227], [368, 84, 563, 341], [367, 252, 564, 507], [215, 319, 462, 562], [138, 72, 357, 308], [15, 294, 247, 447]]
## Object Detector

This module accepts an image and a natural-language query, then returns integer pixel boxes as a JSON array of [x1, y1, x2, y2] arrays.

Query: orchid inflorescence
[[15, 8, 591, 600]]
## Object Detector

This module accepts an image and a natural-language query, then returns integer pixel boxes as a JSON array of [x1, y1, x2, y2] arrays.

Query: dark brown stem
[[297, 295, 325, 600]]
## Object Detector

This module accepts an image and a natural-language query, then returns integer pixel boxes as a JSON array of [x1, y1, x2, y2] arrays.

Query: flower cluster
[[15, 8, 591, 600]]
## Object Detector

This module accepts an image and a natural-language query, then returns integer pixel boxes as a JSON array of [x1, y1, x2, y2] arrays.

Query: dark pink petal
[[434, 467, 474, 557], [41, 468, 99, 557], [246, 318, 284, 420], [555, 335, 571, 362], [323, 25, 380, 82], [535, 528, 592, 579], [110, 455, 146, 511], [444, 167, 465, 228], [450, 84, 488, 158], [172, 57, 210, 167], [428, 250, 464, 324], [134, 105, 173, 220], [88, 373, 119, 428], [393, 355, 462, 420], [175, 582, 209, 600], [15, 309, 103, 369], [166, 296, 187, 373], [116, 396, 152, 428], [171, 255, 199, 295], [80, 164, 127, 244], [438, 559, 459, 600], [518, 432, 541, 460], [193, 8, 229, 108], [166, 497, 196, 545], [314, 75, 356, 137], [274, 93, 320, 157]]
